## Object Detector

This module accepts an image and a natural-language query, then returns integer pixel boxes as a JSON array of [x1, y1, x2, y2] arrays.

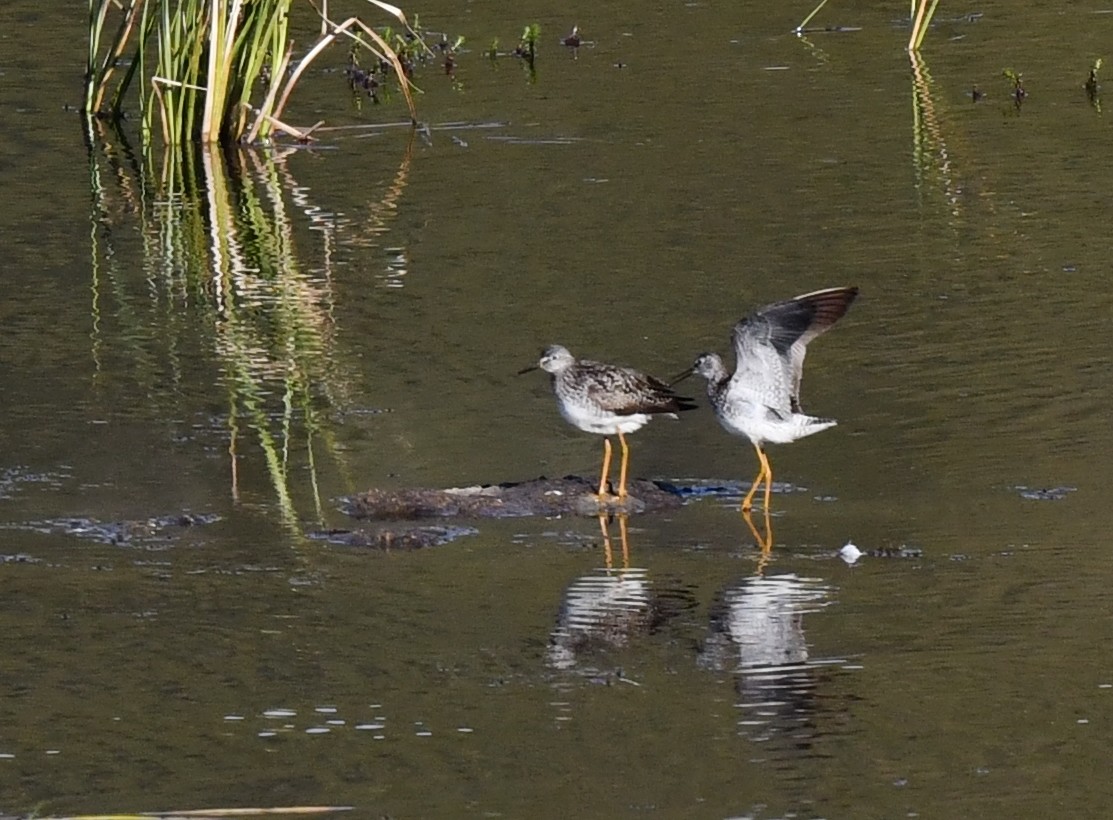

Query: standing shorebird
[[520, 345, 697, 501], [675, 287, 858, 514]]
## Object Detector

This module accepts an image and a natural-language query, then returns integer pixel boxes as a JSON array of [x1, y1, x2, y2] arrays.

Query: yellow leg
[[761, 447, 774, 512], [597, 437, 613, 499], [741, 441, 768, 513], [617, 430, 631, 499]]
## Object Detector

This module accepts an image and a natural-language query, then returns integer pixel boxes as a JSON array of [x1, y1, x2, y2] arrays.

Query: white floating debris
[[223, 715, 245, 721], [315, 706, 338, 714], [305, 727, 331, 734], [839, 541, 863, 564], [263, 708, 297, 718]]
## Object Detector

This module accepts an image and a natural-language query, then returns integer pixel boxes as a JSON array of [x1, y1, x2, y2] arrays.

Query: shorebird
[[675, 286, 858, 513], [520, 345, 697, 500]]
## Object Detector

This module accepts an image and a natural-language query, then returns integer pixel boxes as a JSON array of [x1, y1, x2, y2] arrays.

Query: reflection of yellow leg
[[617, 431, 631, 499], [599, 514, 633, 570], [597, 437, 613, 499], [598, 513, 614, 569], [755, 513, 773, 575], [741, 507, 764, 546], [741, 441, 768, 512], [742, 506, 774, 561]]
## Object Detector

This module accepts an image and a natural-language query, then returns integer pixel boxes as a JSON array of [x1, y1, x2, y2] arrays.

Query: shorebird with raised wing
[[675, 287, 858, 513]]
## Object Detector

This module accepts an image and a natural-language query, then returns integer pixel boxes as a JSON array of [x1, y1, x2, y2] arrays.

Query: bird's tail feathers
[[794, 414, 837, 439]]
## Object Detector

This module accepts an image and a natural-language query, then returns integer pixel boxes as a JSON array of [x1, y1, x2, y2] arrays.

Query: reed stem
[[84, 0, 419, 145]]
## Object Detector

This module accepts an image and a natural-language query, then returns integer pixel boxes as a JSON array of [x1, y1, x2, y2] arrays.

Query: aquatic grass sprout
[[1002, 68, 1027, 108], [1086, 57, 1103, 111], [85, 0, 421, 145]]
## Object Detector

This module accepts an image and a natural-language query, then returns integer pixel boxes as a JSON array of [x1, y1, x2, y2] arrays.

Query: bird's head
[[518, 344, 575, 375], [691, 352, 726, 382]]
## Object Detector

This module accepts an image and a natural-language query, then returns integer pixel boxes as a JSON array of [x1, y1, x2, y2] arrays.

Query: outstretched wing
[[731, 286, 858, 412]]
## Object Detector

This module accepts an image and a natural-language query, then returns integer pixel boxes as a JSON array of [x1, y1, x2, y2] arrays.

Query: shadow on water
[[82, 117, 418, 533]]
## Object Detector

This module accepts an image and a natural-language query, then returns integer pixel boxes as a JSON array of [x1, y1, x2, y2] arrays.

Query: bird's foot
[[582, 491, 642, 515], [594, 492, 631, 505]]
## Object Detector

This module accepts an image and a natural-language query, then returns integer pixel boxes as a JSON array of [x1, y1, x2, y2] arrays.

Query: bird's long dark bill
[[668, 367, 694, 387], [517, 365, 540, 376]]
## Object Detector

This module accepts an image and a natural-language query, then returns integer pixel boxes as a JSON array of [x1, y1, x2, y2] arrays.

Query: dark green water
[[3, 1, 1113, 817]]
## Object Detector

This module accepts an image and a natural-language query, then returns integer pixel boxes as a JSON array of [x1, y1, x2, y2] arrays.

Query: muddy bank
[[341, 476, 685, 521]]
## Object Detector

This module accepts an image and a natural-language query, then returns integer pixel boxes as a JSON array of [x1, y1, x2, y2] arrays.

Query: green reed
[[794, 0, 940, 50], [908, 0, 940, 51], [794, 0, 830, 33], [85, 0, 420, 145]]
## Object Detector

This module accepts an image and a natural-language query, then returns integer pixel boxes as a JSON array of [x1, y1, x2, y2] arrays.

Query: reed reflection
[[85, 119, 416, 531], [909, 49, 966, 225]]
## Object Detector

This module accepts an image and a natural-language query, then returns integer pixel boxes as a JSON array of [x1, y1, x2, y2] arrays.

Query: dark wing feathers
[[731, 286, 858, 412], [732, 286, 858, 356], [581, 362, 697, 416]]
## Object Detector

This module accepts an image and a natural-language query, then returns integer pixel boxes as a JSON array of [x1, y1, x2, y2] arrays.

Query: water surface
[[2, 1, 1113, 816]]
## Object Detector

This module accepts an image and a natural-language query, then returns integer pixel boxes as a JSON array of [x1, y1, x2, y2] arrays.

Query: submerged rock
[[0, 553, 42, 565], [342, 475, 684, 521], [311, 525, 478, 550], [18, 513, 221, 547], [1014, 485, 1076, 501]]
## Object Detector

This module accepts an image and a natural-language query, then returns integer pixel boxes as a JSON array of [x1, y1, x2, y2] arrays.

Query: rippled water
[[3, 0, 1113, 817]]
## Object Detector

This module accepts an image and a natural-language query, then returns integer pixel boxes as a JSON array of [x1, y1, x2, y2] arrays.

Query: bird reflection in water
[[698, 570, 836, 749], [547, 514, 651, 672], [547, 515, 697, 674]]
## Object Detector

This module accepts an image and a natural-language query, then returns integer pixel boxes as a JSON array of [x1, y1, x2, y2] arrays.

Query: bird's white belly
[[559, 402, 651, 435], [716, 399, 768, 439], [717, 399, 833, 445]]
